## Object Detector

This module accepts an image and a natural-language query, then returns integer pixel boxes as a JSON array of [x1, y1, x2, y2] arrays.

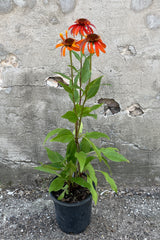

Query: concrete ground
[[0, 179, 160, 240]]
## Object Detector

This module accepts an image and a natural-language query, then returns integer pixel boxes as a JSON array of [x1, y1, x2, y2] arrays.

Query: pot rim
[[50, 191, 92, 207]]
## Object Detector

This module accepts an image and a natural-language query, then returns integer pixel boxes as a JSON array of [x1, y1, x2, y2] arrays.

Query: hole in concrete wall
[[45, 76, 69, 88], [0, 53, 19, 68], [98, 98, 121, 115], [127, 103, 144, 117]]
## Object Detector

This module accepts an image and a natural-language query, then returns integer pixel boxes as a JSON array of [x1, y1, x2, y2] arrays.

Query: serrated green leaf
[[86, 76, 102, 99], [98, 170, 117, 193], [50, 129, 74, 143], [85, 131, 110, 140], [87, 176, 98, 205], [49, 177, 65, 192], [61, 111, 78, 123], [100, 148, 129, 163], [43, 128, 63, 145], [75, 151, 87, 173]]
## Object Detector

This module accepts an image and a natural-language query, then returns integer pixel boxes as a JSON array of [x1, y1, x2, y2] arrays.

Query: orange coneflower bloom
[[68, 18, 95, 36], [79, 33, 106, 57], [56, 31, 80, 56]]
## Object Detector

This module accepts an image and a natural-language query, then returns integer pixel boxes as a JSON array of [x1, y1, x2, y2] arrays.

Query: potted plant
[[35, 18, 129, 234]]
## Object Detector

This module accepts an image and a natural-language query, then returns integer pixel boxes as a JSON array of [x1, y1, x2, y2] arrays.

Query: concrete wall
[[0, 0, 160, 186]]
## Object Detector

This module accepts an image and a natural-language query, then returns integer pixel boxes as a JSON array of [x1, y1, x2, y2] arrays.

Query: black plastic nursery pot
[[50, 191, 92, 234]]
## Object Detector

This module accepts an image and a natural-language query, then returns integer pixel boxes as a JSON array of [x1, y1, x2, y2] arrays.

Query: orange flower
[[68, 18, 95, 36], [56, 31, 80, 56], [79, 33, 106, 56]]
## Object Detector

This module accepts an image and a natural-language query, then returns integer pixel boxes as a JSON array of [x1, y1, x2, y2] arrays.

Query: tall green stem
[[69, 51, 80, 175], [79, 35, 83, 105]]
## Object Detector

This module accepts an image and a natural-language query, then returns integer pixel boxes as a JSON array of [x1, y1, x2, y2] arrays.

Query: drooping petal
[[62, 46, 66, 56], [80, 27, 84, 36], [68, 24, 75, 30], [75, 25, 81, 35], [90, 42, 94, 54], [94, 42, 100, 56], [87, 42, 90, 53], [97, 41, 106, 53], [81, 41, 87, 54], [98, 39, 106, 48]]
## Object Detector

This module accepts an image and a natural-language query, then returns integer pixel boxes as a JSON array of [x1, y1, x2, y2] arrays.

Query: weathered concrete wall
[[0, 0, 160, 186]]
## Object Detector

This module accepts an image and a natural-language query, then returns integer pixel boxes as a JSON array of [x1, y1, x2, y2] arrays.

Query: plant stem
[[69, 51, 80, 175], [79, 35, 83, 105]]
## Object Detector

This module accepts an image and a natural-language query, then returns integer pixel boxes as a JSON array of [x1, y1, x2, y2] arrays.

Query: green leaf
[[57, 81, 73, 94], [58, 190, 65, 200], [102, 157, 112, 174], [50, 129, 74, 143], [80, 138, 93, 153], [45, 148, 64, 163], [87, 176, 98, 205], [81, 56, 91, 83], [66, 139, 77, 163], [54, 72, 71, 81], [75, 151, 87, 173], [34, 165, 60, 175], [79, 122, 83, 134], [84, 137, 102, 161], [69, 88, 79, 103], [49, 163, 64, 169], [49, 177, 65, 192], [72, 51, 81, 61], [43, 128, 63, 145], [61, 111, 78, 123], [89, 104, 102, 111], [72, 177, 91, 191], [100, 147, 129, 163], [98, 170, 117, 193], [62, 161, 77, 178], [85, 131, 110, 140], [78, 106, 97, 119], [74, 72, 80, 85], [86, 76, 102, 99], [85, 163, 97, 186], [85, 156, 96, 166], [83, 113, 97, 119], [68, 65, 78, 72]]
